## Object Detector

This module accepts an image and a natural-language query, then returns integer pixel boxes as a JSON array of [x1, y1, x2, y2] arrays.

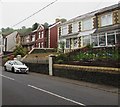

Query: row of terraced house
[[1, 3, 120, 55], [21, 3, 120, 53]]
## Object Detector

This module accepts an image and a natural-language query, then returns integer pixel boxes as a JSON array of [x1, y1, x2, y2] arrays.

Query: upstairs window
[[82, 19, 92, 31], [32, 35, 35, 41], [26, 36, 30, 43], [38, 32, 41, 39], [101, 13, 112, 27], [38, 31, 44, 39]]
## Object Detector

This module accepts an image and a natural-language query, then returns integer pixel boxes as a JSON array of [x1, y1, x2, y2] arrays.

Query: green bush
[[56, 59, 64, 64], [13, 45, 28, 57]]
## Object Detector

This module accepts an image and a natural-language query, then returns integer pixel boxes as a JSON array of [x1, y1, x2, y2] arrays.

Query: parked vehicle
[[4, 60, 29, 74]]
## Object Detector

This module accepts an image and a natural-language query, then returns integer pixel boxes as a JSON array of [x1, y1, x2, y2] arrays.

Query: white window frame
[[82, 18, 92, 31], [32, 35, 35, 41], [62, 25, 67, 35], [66, 39, 70, 48], [41, 42, 44, 48], [38, 43, 41, 48], [101, 13, 113, 27], [83, 35, 91, 47], [73, 22, 78, 33]]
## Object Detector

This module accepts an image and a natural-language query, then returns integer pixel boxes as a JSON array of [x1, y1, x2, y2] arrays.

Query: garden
[[55, 45, 120, 68]]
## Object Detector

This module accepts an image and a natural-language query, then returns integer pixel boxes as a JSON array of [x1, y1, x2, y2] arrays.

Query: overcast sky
[[0, 0, 119, 29]]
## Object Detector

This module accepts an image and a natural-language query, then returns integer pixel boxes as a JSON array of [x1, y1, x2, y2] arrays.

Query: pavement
[[31, 72, 119, 94]]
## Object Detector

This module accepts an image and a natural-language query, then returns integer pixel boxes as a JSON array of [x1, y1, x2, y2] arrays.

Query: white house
[[58, 11, 98, 52], [4, 31, 21, 52]]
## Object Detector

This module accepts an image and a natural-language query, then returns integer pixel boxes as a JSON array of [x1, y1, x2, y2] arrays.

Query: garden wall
[[24, 62, 49, 75], [53, 64, 119, 87], [22, 62, 119, 87]]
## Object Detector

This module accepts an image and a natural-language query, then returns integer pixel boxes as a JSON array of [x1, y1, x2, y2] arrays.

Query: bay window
[[99, 33, 106, 46], [92, 36, 99, 47], [107, 33, 115, 46], [83, 35, 90, 46]]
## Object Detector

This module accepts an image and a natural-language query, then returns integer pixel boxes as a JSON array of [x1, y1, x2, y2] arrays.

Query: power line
[[11, 0, 58, 28]]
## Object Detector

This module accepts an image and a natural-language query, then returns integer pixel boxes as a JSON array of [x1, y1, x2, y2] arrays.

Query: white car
[[4, 60, 29, 74]]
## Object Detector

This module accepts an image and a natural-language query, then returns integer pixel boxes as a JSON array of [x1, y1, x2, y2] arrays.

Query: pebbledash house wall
[[58, 3, 120, 52], [58, 10, 98, 53]]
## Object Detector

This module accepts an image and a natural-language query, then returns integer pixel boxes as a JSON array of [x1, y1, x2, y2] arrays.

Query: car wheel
[[4, 66, 7, 71], [12, 67, 15, 73]]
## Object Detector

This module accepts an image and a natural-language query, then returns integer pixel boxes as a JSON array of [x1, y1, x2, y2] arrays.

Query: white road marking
[[28, 84, 86, 106], [0, 74, 15, 81]]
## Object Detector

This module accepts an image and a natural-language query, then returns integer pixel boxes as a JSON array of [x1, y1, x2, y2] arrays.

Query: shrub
[[13, 45, 28, 57]]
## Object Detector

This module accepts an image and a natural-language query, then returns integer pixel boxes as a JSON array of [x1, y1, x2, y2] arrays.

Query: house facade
[[58, 3, 120, 52], [22, 24, 49, 51], [4, 31, 21, 52], [92, 4, 120, 47], [21, 34, 32, 51], [35, 24, 48, 48], [58, 11, 98, 52], [22, 18, 67, 51]]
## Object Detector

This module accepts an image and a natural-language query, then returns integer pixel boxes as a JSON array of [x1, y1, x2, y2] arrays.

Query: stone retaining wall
[[53, 64, 119, 87]]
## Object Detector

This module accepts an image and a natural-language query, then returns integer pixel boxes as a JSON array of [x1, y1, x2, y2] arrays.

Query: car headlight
[[14, 67, 20, 70], [26, 67, 29, 71]]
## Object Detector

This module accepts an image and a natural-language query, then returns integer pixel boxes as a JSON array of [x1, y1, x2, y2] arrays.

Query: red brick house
[[22, 20, 62, 51], [35, 24, 48, 48], [48, 21, 61, 48]]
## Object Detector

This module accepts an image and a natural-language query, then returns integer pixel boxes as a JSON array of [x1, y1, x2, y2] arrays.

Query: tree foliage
[[59, 41, 65, 53], [32, 23, 39, 31], [1, 27, 14, 36], [44, 22, 49, 29], [13, 45, 28, 57]]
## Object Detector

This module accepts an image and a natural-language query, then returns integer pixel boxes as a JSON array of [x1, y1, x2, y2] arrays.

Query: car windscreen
[[13, 61, 23, 65]]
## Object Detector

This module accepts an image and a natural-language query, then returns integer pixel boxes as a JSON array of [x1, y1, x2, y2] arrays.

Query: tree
[[44, 22, 49, 29], [13, 45, 28, 57], [1, 27, 14, 36], [32, 23, 39, 31]]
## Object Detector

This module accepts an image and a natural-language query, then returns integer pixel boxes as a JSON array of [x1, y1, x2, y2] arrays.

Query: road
[[0, 66, 119, 106]]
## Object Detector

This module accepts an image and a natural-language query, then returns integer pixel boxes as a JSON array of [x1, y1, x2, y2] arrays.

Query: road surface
[[0, 66, 118, 106]]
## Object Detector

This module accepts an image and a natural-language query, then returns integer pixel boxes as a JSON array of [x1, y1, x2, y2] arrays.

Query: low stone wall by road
[[53, 64, 119, 87], [24, 62, 49, 75], [23, 62, 119, 87]]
